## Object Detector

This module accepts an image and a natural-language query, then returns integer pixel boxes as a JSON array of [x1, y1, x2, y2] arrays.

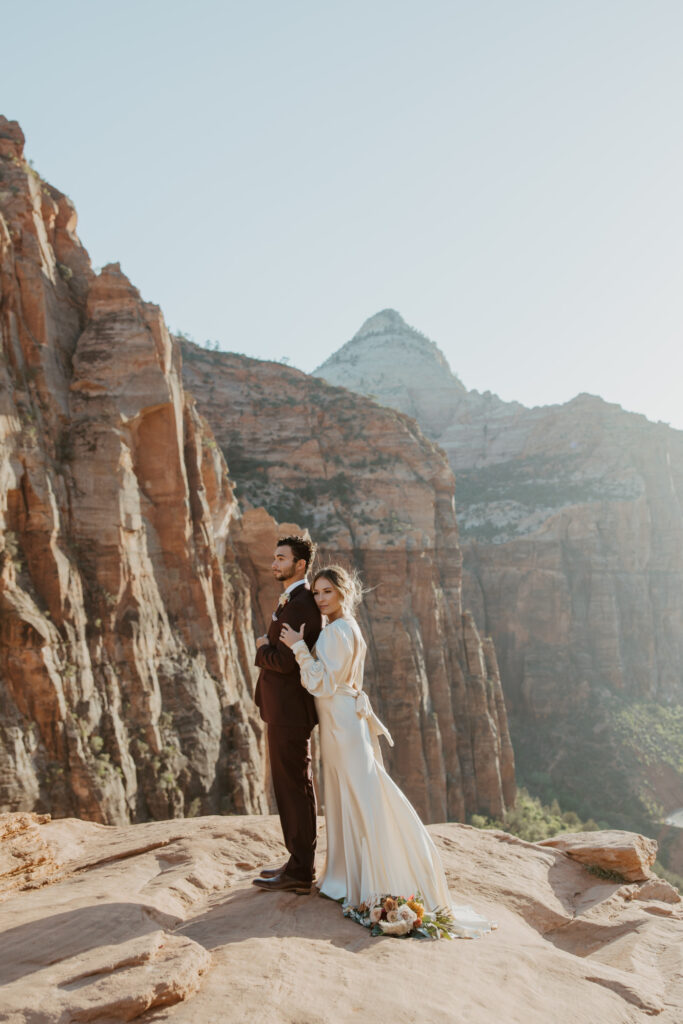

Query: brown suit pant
[[267, 724, 317, 883]]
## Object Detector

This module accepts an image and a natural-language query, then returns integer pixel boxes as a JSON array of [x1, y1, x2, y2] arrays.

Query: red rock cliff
[[0, 118, 267, 823]]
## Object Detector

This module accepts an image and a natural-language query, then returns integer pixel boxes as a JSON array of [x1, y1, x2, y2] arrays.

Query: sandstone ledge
[[0, 813, 681, 1024], [537, 829, 658, 882]]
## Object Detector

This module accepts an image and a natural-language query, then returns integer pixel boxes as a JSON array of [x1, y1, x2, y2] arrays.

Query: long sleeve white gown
[[292, 616, 493, 938]]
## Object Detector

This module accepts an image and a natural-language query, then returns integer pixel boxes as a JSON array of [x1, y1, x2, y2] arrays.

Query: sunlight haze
[[2, 0, 682, 428]]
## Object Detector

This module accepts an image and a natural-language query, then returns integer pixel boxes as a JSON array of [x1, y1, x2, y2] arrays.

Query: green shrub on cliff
[[613, 702, 683, 776]]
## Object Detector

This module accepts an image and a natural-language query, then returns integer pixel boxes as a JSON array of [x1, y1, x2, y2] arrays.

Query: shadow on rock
[[176, 885, 376, 952], [0, 901, 179, 985]]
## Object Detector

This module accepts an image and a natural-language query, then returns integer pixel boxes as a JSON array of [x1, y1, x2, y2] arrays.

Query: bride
[[280, 564, 493, 938]]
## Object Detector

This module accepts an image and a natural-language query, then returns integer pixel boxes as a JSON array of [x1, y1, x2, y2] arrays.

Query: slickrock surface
[[182, 345, 515, 823], [0, 117, 266, 823], [0, 812, 681, 1024], [316, 310, 683, 830]]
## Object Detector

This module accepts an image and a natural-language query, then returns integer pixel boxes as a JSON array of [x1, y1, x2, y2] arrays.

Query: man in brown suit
[[252, 535, 322, 894]]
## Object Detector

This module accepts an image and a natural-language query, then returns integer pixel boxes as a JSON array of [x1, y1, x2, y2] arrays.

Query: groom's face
[[272, 545, 305, 582]]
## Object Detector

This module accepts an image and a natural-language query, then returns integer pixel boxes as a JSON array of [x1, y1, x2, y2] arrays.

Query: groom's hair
[[277, 535, 316, 570]]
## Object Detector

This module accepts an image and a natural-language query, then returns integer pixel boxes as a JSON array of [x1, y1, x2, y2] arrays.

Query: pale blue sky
[[2, 0, 682, 428]]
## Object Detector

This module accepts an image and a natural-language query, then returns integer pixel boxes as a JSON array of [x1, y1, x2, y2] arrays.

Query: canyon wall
[[317, 310, 683, 829], [181, 345, 515, 823], [0, 117, 267, 824], [0, 120, 515, 828]]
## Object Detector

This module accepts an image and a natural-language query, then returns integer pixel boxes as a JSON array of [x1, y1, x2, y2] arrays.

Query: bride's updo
[[312, 564, 363, 615]]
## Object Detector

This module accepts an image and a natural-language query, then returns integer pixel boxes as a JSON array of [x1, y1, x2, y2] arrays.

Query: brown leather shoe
[[257, 865, 288, 879], [252, 872, 312, 895]]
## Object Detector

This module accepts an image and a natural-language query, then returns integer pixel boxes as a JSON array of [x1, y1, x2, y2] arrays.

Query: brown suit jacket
[[254, 583, 322, 728]]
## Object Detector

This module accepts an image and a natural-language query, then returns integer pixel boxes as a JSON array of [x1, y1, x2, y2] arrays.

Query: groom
[[252, 535, 322, 894]]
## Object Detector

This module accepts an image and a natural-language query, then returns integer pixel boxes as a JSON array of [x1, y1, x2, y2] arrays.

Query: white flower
[[399, 904, 417, 925], [378, 917, 413, 936], [369, 906, 382, 924]]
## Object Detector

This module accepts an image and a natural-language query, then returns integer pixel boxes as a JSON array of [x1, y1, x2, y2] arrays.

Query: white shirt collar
[[283, 578, 307, 597]]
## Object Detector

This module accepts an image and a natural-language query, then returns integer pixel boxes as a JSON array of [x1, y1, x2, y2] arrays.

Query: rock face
[[181, 345, 515, 823], [0, 117, 267, 823], [0, 120, 513, 829], [1, 811, 681, 1024], [316, 311, 683, 830]]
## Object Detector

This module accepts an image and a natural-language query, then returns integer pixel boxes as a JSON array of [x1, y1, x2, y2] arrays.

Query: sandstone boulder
[[627, 877, 681, 904], [538, 830, 658, 882]]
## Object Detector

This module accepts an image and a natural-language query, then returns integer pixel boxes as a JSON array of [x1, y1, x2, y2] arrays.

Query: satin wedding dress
[[292, 616, 493, 938]]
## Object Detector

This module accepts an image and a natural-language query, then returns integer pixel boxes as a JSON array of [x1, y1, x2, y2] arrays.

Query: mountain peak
[[316, 309, 460, 380], [354, 308, 408, 337], [314, 311, 467, 432]]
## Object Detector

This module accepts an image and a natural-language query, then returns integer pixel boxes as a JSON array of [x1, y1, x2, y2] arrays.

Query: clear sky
[[2, 0, 682, 428]]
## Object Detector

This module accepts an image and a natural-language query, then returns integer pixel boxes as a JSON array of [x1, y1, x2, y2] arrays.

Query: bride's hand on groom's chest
[[280, 621, 305, 649]]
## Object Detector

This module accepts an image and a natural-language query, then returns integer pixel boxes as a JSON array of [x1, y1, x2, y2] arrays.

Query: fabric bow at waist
[[337, 685, 394, 748]]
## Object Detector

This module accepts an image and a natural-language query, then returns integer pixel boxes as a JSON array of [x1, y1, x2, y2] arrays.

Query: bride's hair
[[312, 564, 363, 614]]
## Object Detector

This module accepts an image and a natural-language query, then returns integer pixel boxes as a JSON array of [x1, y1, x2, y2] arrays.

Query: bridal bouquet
[[342, 892, 458, 940]]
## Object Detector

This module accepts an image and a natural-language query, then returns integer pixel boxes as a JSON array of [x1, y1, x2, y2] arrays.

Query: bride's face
[[313, 577, 343, 620]]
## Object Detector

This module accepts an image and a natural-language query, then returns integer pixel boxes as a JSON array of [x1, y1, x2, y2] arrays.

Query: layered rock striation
[[316, 310, 683, 830], [181, 344, 515, 823], [0, 117, 267, 823]]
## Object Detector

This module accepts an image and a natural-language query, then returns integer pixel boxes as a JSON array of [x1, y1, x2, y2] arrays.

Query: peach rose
[[369, 906, 383, 924]]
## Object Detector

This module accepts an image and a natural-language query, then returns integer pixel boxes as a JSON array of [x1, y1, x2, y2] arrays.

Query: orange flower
[[407, 900, 424, 917]]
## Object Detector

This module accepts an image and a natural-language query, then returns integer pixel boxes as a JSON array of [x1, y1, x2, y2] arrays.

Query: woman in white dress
[[280, 565, 493, 938]]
